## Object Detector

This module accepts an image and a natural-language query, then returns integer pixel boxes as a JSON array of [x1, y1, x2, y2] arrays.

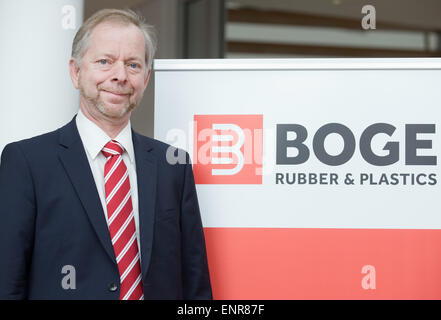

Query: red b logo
[[193, 115, 263, 184]]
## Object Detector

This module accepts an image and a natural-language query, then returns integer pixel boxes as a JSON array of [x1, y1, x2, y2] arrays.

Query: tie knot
[[102, 140, 124, 158]]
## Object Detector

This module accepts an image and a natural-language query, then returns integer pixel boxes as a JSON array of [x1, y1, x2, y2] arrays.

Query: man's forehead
[[90, 21, 142, 40], [86, 21, 145, 58]]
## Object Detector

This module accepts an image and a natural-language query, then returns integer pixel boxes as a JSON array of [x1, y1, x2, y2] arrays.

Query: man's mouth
[[102, 90, 131, 96]]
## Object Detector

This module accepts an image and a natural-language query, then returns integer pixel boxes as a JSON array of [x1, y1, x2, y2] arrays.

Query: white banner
[[154, 58, 441, 230]]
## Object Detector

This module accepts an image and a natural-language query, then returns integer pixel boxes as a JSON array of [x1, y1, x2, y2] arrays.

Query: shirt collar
[[76, 109, 135, 163]]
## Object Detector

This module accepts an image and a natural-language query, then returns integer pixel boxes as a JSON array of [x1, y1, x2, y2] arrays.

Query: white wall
[[0, 0, 84, 154]]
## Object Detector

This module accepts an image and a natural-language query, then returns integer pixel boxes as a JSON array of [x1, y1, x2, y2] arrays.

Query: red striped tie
[[102, 140, 143, 300]]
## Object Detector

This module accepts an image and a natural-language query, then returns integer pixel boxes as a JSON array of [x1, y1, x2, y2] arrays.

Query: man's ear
[[144, 68, 151, 89], [69, 58, 80, 89]]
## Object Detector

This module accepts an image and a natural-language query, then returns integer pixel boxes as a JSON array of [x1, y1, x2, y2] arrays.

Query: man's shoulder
[[5, 122, 69, 151], [133, 131, 170, 151], [1, 120, 74, 162], [132, 131, 191, 165]]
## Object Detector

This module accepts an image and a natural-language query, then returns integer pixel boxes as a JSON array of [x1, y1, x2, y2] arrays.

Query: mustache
[[98, 86, 133, 95]]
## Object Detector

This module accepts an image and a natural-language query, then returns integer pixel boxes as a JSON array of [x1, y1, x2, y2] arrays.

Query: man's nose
[[111, 61, 128, 83]]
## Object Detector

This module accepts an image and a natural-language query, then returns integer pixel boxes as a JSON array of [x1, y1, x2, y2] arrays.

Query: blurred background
[[87, 0, 441, 59], [1, 0, 440, 150], [85, 0, 441, 137]]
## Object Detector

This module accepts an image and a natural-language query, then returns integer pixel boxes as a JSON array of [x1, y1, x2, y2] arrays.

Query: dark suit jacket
[[0, 117, 212, 299]]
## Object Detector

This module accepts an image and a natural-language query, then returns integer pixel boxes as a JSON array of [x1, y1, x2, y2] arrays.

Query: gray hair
[[71, 8, 157, 71]]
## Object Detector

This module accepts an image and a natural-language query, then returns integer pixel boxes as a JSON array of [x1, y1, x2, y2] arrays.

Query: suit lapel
[[57, 117, 116, 264], [132, 131, 157, 281], [56, 118, 158, 279]]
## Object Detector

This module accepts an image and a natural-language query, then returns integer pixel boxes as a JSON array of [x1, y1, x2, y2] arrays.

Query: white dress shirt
[[76, 109, 141, 253]]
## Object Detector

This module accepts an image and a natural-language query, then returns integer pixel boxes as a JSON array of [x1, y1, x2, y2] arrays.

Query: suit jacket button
[[108, 282, 118, 292]]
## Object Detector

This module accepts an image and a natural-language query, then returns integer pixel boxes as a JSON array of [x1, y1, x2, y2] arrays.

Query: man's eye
[[129, 63, 139, 69], [98, 59, 108, 65]]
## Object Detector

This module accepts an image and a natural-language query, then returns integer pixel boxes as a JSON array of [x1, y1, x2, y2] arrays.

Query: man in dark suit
[[0, 8, 212, 300]]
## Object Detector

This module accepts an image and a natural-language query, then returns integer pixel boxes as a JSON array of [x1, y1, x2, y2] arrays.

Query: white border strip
[[154, 58, 441, 71]]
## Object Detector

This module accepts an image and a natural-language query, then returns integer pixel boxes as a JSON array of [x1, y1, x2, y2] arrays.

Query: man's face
[[71, 22, 150, 121]]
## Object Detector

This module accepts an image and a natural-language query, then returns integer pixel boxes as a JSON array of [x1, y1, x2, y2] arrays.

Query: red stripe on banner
[[203, 228, 441, 299]]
